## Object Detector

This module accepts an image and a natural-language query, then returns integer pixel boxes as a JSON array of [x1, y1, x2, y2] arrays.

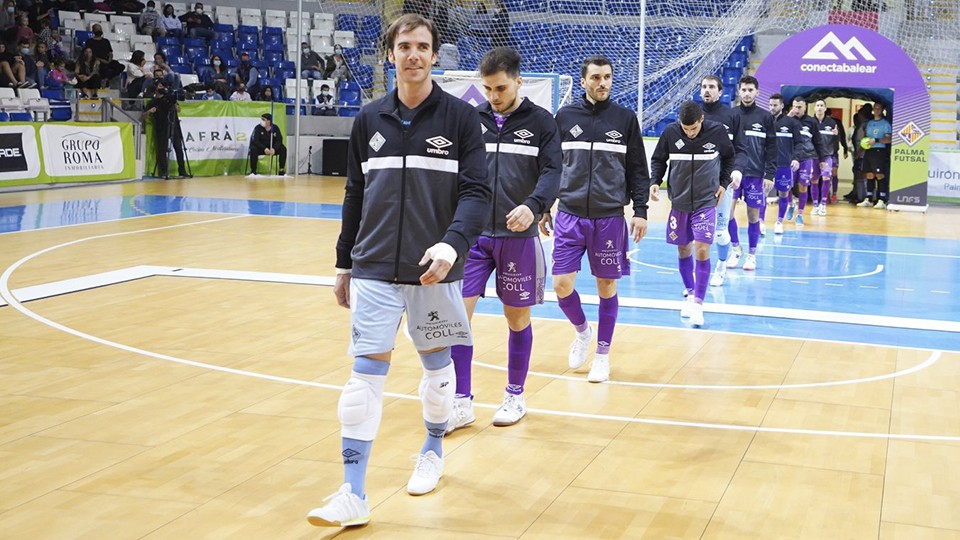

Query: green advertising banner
[[146, 101, 288, 177], [0, 122, 136, 187]]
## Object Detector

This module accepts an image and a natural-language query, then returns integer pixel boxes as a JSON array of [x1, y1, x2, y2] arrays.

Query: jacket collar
[[478, 96, 531, 119], [380, 81, 445, 117], [581, 93, 611, 113]]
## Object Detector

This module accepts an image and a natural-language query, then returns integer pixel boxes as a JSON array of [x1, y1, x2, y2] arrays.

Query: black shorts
[[863, 148, 887, 175]]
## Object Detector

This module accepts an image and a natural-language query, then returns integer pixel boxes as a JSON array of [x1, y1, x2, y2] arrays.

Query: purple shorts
[[552, 211, 630, 279], [818, 155, 835, 180], [795, 159, 815, 186], [740, 176, 765, 208], [462, 235, 546, 307], [667, 207, 716, 246], [774, 166, 794, 192]]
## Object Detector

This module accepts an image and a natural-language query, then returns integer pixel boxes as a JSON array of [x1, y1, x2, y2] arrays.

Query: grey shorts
[[348, 277, 473, 356]]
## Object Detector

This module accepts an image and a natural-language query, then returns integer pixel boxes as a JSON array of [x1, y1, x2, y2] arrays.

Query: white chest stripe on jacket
[[668, 152, 720, 161], [745, 131, 767, 138], [486, 143, 540, 157], [776, 132, 794, 138], [362, 155, 459, 174], [561, 141, 627, 154]]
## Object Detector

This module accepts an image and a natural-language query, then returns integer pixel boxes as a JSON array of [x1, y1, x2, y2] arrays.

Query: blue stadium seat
[[262, 26, 283, 36], [263, 34, 284, 52], [75, 30, 92, 47], [337, 14, 359, 32], [263, 50, 284, 64], [237, 40, 258, 52], [171, 64, 193, 74], [212, 34, 234, 49], [214, 23, 234, 35], [252, 60, 269, 73], [353, 64, 373, 90], [157, 36, 181, 46], [0, 111, 8, 121], [240, 49, 260, 61], [211, 48, 235, 61], [237, 25, 259, 42], [160, 44, 182, 58], [338, 80, 361, 117], [284, 97, 307, 115], [10, 112, 32, 121]]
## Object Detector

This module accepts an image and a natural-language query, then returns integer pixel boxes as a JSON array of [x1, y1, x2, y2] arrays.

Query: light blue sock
[[419, 348, 451, 457], [342, 356, 389, 498]]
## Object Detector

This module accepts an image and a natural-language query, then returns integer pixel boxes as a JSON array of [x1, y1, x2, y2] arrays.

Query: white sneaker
[[568, 326, 592, 369], [725, 248, 742, 269], [742, 253, 757, 271], [818, 204, 827, 216], [445, 396, 475, 434], [773, 221, 783, 235], [407, 451, 444, 495], [857, 199, 874, 207], [759, 222, 766, 236], [587, 353, 610, 383], [812, 203, 820, 216], [680, 294, 695, 318], [709, 261, 726, 287], [307, 483, 371, 527], [689, 303, 705, 327], [874, 200, 886, 209], [492, 393, 526, 426]]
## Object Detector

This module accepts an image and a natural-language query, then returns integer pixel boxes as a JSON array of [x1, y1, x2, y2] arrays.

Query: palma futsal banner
[[146, 101, 288, 177]]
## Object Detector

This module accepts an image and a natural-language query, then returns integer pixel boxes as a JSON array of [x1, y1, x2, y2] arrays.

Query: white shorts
[[348, 277, 472, 357]]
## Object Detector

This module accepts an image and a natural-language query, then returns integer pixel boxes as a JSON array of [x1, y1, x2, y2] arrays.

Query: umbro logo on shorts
[[369, 132, 385, 152], [570, 125, 583, 138]]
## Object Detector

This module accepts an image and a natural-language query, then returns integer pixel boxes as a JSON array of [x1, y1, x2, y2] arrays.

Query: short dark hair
[[679, 100, 703, 125], [385, 14, 439, 53], [479, 47, 521, 78], [581, 55, 612, 78], [701, 74, 722, 91], [321, 84, 330, 90], [770, 92, 783, 102], [792, 95, 807, 106], [738, 75, 758, 89]]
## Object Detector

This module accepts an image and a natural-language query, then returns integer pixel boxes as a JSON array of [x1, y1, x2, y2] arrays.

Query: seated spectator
[[148, 51, 179, 88], [199, 53, 229, 98], [200, 83, 220, 100], [179, 2, 214, 41], [300, 42, 324, 80], [160, 4, 184, 39], [17, 38, 40, 86], [75, 46, 102, 97], [248, 113, 286, 175], [0, 1, 17, 40], [229, 83, 251, 101], [313, 83, 336, 116], [86, 23, 124, 84], [124, 49, 150, 97], [233, 51, 259, 98], [139, 0, 165, 38], [14, 14, 33, 43], [0, 42, 30, 87], [47, 56, 69, 85], [328, 53, 350, 82], [258, 85, 277, 102], [48, 27, 65, 59]]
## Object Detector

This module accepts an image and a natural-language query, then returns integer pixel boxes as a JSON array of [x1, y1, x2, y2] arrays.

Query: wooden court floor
[[1, 176, 959, 539]]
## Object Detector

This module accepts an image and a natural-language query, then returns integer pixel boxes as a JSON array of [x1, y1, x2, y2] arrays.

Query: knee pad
[[338, 372, 386, 441], [715, 229, 730, 246], [418, 363, 455, 424]]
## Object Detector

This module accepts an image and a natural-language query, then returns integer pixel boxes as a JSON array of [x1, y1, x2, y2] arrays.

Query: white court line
[[627, 250, 885, 281], [1, 217, 957, 442]]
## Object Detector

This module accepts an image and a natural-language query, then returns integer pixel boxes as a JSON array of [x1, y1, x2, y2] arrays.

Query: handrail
[[100, 98, 143, 159]]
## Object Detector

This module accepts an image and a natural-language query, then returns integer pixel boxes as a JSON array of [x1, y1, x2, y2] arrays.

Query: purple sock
[[748, 221, 760, 253], [558, 290, 588, 332], [506, 325, 532, 395], [694, 259, 710, 303], [451, 345, 473, 399], [798, 192, 806, 211], [778, 196, 788, 219], [821, 180, 830, 204], [728, 217, 740, 245], [811, 183, 820, 205], [678, 255, 695, 293], [596, 294, 618, 355]]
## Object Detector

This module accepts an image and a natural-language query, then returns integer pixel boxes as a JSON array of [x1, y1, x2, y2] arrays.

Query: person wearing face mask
[[0, 1, 17, 37], [229, 83, 251, 101], [200, 54, 229, 98], [248, 113, 286, 176], [328, 53, 350, 83], [179, 2, 214, 42], [324, 43, 343, 78], [87, 23, 124, 84], [234, 51, 259, 98], [139, 0, 165, 38], [17, 38, 39, 86], [313, 83, 336, 116], [300, 42, 324, 81], [160, 4, 184, 39]]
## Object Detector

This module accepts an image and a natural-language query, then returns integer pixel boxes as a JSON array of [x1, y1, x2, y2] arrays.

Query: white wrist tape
[[424, 242, 457, 265], [335, 268, 352, 275]]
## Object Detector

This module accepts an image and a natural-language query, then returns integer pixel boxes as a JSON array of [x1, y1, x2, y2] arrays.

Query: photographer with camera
[[143, 82, 189, 179]]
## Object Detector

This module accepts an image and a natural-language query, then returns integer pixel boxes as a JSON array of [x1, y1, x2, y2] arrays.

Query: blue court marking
[[1, 194, 955, 351]]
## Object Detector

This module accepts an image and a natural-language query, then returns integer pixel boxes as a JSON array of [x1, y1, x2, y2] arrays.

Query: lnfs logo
[[800, 31, 878, 74]]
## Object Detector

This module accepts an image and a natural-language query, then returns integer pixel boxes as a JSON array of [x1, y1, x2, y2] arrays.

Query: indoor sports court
[[2, 176, 959, 538]]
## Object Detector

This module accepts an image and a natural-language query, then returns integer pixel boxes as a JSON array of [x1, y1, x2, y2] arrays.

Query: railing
[[100, 98, 143, 159]]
